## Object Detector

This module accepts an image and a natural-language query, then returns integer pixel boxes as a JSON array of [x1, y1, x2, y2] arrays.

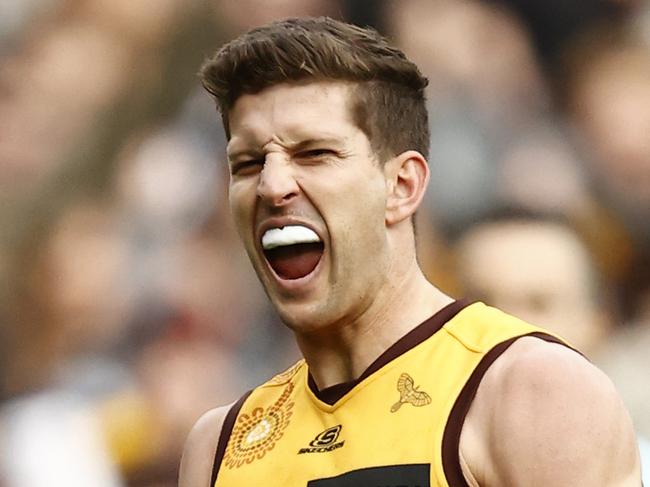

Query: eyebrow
[[226, 148, 263, 163], [288, 137, 345, 154], [227, 137, 344, 162]]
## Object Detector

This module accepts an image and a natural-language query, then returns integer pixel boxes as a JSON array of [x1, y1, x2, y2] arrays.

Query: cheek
[[328, 178, 387, 252], [228, 183, 257, 242], [349, 178, 388, 227], [228, 182, 254, 218]]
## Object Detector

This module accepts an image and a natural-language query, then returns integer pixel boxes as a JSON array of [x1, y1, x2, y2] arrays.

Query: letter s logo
[[309, 425, 342, 447]]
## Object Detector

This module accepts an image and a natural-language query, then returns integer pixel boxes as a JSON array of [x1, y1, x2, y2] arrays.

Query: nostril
[[257, 170, 300, 205]]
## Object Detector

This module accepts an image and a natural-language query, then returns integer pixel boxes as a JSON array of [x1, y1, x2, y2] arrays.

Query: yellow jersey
[[211, 300, 571, 486]]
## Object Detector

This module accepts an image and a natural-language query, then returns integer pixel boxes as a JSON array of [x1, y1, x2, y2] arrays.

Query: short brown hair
[[199, 17, 430, 160]]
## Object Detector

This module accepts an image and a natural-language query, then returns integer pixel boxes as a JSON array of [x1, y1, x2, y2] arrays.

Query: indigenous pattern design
[[224, 383, 295, 468], [266, 361, 304, 386], [390, 373, 432, 412]]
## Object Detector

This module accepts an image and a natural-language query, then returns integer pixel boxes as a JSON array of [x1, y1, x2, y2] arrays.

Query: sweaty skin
[[179, 81, 641, 487]]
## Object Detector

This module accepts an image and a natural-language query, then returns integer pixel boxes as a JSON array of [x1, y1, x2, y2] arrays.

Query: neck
[[295, 259, 453, 390]]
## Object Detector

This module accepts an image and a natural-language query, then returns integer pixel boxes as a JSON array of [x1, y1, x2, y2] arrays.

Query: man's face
[[456, 221, 605, 354], [226, 81, 391, 331]]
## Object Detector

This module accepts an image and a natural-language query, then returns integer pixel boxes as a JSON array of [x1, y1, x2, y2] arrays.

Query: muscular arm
[[179, 405, 231, 487], [461, 338, 641, 486]]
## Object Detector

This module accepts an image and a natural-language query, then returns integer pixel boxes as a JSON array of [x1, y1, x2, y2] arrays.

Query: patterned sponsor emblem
[[390, 373, 432, 412], [224, 383, 294, 468]]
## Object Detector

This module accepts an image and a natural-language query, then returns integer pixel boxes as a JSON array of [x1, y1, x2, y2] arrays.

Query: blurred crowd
[[1, 0, 649, 485]]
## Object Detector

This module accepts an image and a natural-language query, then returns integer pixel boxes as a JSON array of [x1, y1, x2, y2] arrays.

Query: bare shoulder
[[179, 404, 232, 487], [462, 337, 641, 486]]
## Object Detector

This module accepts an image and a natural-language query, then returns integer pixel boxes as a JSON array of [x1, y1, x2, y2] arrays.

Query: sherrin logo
[[298, 425, 344, 454]]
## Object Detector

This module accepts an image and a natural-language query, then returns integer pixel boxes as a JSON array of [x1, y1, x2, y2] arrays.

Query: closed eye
[[295, 149, 337, 159], [231, 159, 264, 176]]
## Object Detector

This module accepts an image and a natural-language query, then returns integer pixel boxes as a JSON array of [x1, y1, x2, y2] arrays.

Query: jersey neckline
[[306, 299, 474, 405]]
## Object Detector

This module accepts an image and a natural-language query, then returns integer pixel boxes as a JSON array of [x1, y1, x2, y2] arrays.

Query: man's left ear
[[384, 150, 430, 226]]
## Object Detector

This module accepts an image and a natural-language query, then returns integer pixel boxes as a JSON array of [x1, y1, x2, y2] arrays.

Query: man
[[454, 209, 610, 358], [180, 17, 641, 486], [453, 207, 650, 484]]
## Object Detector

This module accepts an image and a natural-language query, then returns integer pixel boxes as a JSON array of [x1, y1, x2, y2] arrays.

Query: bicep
[[179, 405, 230, 487], [494, 344, 640, 485], [477, 340, 641, 486]]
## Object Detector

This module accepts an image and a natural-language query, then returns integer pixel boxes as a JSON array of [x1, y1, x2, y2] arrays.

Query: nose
[[256, 156, 299, 206]]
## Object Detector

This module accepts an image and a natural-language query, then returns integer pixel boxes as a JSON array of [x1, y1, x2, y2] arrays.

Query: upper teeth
[[261, 225, 321, 250]]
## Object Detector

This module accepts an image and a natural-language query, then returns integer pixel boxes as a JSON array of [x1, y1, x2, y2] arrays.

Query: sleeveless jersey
[[211, 300, 572, 487]]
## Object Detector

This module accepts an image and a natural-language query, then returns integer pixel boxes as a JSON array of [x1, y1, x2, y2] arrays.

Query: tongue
[[265, 242, 323, 280]]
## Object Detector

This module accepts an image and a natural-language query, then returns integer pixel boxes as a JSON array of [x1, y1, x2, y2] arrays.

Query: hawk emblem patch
[[390, 373, 432, 412]]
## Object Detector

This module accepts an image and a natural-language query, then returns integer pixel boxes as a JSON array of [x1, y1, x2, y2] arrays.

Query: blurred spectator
[[0, 0, 59, 52], [389, 0, 550, 127], [387, 0, 552, 232], [3, 199, 133, 398], [1, 199, 131, 486], [454, 209, 611, 357], [567, 38, 650, 238], [75, 0, 194, 49], [1, 391, 124, 487], [563, 26, 650, 323], [453, 208, 649, 481], [492, 121, 638, 293], [210, 0, 341, 36], [496, 125, 590, 216], [492, 0, 637, 68], [0, 18, 135, 191]]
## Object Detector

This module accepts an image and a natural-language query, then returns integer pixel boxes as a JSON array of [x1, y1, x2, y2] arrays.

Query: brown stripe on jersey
[[308, 299, 474, 405], [210, 389, 253, 487], [441, 332, 580, 487]]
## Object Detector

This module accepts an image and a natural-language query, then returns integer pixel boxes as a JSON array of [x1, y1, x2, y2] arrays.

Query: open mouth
[[264, 242, 325, 280], [261, 225, 324, 280]]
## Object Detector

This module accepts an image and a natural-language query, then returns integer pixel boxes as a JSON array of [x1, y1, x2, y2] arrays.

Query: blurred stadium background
[[1, 0, 649, 485]]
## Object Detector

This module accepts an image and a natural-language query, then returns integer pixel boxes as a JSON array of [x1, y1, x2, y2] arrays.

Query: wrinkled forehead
[[226, 81, 362, 151]]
